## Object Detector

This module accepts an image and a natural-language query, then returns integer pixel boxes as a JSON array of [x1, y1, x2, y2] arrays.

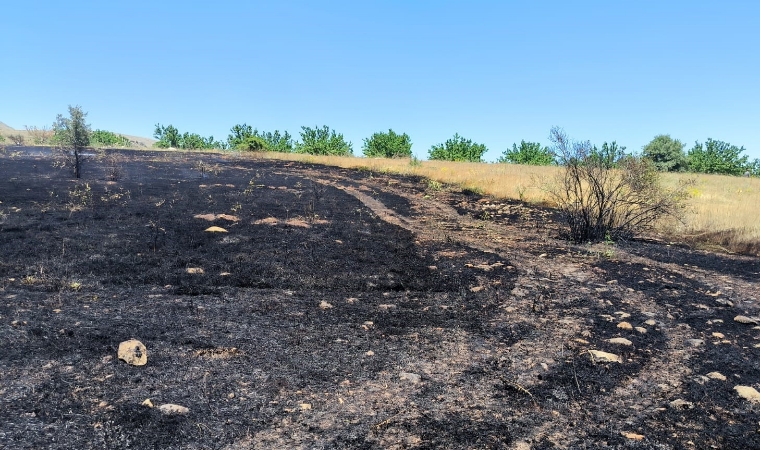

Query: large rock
[[118, 339, 147, 366], [588, 350, 621, 363], [158, 403, 190, 415], [608, 337, 632, 346], [735, 386, 760, 404]]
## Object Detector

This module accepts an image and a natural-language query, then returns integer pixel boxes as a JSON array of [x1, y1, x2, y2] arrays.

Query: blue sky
[[2, 1, 758, 161]]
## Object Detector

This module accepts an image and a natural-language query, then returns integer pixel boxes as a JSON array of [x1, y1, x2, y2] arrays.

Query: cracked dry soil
[[1, 148, 759, 449]]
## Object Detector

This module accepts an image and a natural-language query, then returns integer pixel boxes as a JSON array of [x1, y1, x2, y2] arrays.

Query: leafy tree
[[687, 138, 749, 175], [90, 130, 132, 147], [428, 133, 488, 162], [641, 135, 687, 172], [227, 124, 293, 152], [153, 124, 224, 150], [747, 159, 760, 177], [498, 140, 554, 165], [154, 124, 181, 148], [295, 125, 352, 156], [545, 127, 685, 242], [53, 105, 93, 179], [362, 129, 412, 158], [588, 141, 628, 169]]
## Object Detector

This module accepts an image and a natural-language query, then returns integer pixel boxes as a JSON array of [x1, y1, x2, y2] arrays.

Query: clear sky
[[2, 1, 758, 161]]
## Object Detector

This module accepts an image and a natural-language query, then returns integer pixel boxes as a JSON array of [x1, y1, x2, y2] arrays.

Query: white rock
[[734, 316, 758, 324], [608, 337, 632, 346], [158, 403, 190, 415], [634, 327, 647, 334], [686, 339, 704, 347], [644, 319, 656, 326], [707, 372, 726, 381], [617, 322, 633, 330], [118, 339, 147, 366], [711, 332, 725, 339], [319, 301, 333, 310], [669, 399, 693, 409], [734, 386, 760, 403], [588, 350, 621, 363]]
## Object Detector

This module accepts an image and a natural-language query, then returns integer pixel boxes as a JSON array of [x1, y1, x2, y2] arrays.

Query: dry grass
[[245, 151, 760, 255]]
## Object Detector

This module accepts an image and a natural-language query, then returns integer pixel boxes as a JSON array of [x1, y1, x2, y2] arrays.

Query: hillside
[[0, 120, 156, 148]]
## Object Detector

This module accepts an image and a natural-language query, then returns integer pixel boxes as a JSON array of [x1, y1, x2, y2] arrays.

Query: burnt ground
[[1, 147, 759, 449]]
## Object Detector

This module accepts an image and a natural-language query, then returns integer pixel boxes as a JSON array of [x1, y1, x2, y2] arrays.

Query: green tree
[[153, 124, 223, 150], [428, 133, 488, 162], [227, 124, 293, 152], [53, 105, 92, 178], [642, 135, 687, 172], [90, 130, 132, 148], [588, 141, 628, 169], [498, 140, 554, 165], [687, 138, 749, 175], [362, 129, 412, 158], [295, 125, 352, 156], [154, 124, 180, 148]]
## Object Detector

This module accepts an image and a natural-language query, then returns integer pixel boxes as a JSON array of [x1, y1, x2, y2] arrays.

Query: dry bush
[[25, 126, 54, 145], [7, 133, 25, 145]]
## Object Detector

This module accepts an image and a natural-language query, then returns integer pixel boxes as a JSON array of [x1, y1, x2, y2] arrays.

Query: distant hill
[[0, 120, 157, 148]]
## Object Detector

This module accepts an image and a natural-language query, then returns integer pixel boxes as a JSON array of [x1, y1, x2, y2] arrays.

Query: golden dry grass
[[246, 151, 760, 255]]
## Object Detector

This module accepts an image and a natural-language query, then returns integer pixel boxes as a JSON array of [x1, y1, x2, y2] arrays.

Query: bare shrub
[[25, 126, 54, 145], [7, 134, 25, 145], [544, 127, 687, 242]]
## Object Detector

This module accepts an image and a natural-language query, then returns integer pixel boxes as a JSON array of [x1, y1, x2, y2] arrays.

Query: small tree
[[642, 135, 686, 172], [428, 133, 487, 162], [295, 125, 352, 156], [545, 127, 685, 242], [90, 130, 132, 148], [498, 140, 555, 165], [687, 138, 749, 175], [25, 125, 54, 145], [227, 124, 293, 152], [6, 133, 25, 145], [53, 105, 92, 179], [362, 129, 412, 158], [154, 124, 181, 148]]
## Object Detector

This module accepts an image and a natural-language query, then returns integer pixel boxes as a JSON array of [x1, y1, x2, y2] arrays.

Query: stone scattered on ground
[[608, 337, 632, 346], [644, 319, 657, 326], [669, 399, 694, 409], [615, 312, 631, 319], [706, 372, 726, 381], [158, 404, 190, 415], [399, 372, 422, 384], [141, 399, 154, 408], [118, 339, 148, 366], [622, 432, 645, 440], [588, 350, 621, 363], [734, 315, 758, 325], [715, 298, 734, 307], [204, 226, 228, 233], [186, 267, 204, 274], [734, 386, 760, 404], [319, 301, 333, 310], [617, 321, 633, 330], [711, 332, 725, 339], [634, 327, 647, 334], [686, 339, 704, 347]]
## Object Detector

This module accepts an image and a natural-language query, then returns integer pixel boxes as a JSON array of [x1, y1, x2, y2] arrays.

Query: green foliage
[[153, 124, 224, 150], [362, 129, 412, 158], [642, 135, 687, 172], [428, 133, 488, 162], [498, 140, 554, 165], [687, 138, 749, 175], [90, 130, 132, 148], [748, 159, 760, 177], [0, 134, 5, 143], [53, 106, 91, 151], [228, 124, 293, 152], [546, 127, 685, 242], [295, 125, 352, 156]]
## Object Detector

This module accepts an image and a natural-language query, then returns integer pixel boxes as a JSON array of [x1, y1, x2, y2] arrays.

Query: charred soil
[[1, 147, 759, 449]]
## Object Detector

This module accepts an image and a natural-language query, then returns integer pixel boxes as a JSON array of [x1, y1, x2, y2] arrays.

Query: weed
[[68, 183, 93, 209], [427, 180, 443, 192]]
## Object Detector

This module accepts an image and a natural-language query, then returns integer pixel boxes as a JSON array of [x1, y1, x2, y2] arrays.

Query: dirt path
[[1, 149, 759, 449]]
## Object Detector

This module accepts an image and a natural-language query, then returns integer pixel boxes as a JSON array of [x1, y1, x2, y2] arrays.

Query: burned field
[[1, 148, 759, 449]]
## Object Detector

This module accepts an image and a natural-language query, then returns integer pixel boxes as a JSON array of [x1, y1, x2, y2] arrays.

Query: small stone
[[686, 339, 704, 347], [378, 304, 396, 310], [365, 350, 375, 356], [186, 267, 204, 274], [617, 322, 633, 330], [158, 404, 190, 415], [669, 399, 693, 409], [204, 226, 228, 233], [734, 386, 760, 404], [319, 301, 333, 310], [707, 372, 726, 381], [470, 286, 484, 293], [608, 337, 632, 346], [715, 298, 734, 307], [734, 316, 758, 325], [588, 350, 621, 363], [644, 319, 656, 326], [300, 403, 312, 411], [615, 311, 631, 319], [634, 327, 647, 334], [399, 372, 422, 384], [622, 432, 645, 440], [141, 398, 154, 408], [227, 393, 235, 399], [711, 332, 725, 339], [118, 339, 148, 366]]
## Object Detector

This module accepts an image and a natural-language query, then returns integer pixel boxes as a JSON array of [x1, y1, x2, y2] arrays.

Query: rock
[[707, 372, 726, 381], [365, 350, 375, 356], [118, 339, 147, 366], [588, 350, 621, 363], [300, 403, 312, 411], [608, 337, 632, 346], [319, 301, 333, 310], [158, 403, 190, 415], [615, 312, 631, 319], [399, 372, 422, 384], [141, 398, 154, 408], [711, 332, 725, 339], [634, 327, 647, 334], [378, 304, 397, 310], [686, 339, 704, 347], [622, 432, 645, 440], [669, 399, 693, 409], [617, 322, 633, 330], [734, 386, 760, 404], [204, 226, 228, 233], [644, 319, 657, 326], [715, 298, 734, 307], [186, 267, 204, 274], [734, 315, 758, 325]]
